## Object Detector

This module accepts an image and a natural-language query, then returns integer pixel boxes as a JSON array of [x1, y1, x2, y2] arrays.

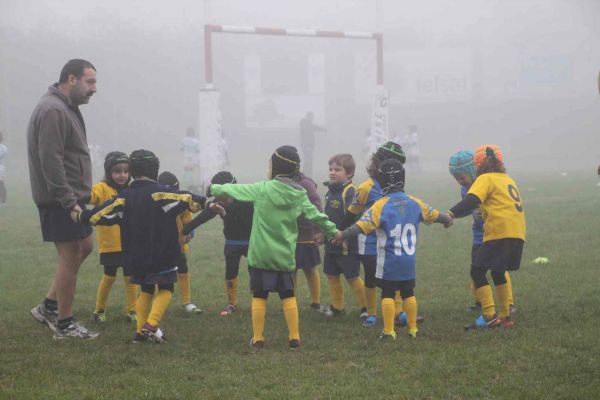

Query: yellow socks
[[505, 272, 514, 306], [475, 285, 496, 319], [95, 274, 116, 312], [471, 280, 480, 304], [147, 289, 173, 327], [327, 275, 344, 310], [403, 296, 418, 333], [225, 277, 239, 306], [124, 276, 137, 314], [349, 277, 367, 310], [136, 291, 153, 333], [382, 297, 395, 335], [365, 286, 378, 316], [177, 272, 191, 305], [251, 297, 267, 342], [282, 297, 300, 341], [394, 290, 403, 317], [495, 283, 512, 319], [304, 268, 321, 305]]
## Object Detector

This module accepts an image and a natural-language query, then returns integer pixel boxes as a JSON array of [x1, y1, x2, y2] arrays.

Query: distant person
[[89, 151, 138, 324], [181, 127, 200, 189], [88, 143, 104, 180], [0, 131, 7, 206], [299, 111, 326, 177], [405, 125, 421, 173], [28, 59, 99, 339]]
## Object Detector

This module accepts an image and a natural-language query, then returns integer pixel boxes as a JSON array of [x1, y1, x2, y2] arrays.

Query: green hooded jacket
[[211, 177, 337, 272]]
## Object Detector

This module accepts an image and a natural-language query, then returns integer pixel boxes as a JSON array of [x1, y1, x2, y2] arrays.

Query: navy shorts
[[224, 244, 248, 280], [472, 238, 524, 272], [100, 251, 123, 267], [130, 268, 178, 285], [38, 202, 92, 242], [248, 267, 294, 293], [323, 253, 360, 279], [295, 243, 321, 270]]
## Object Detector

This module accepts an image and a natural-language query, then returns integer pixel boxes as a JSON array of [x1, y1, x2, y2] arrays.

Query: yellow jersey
[[468, 173, 526, 242], [89, 181, 122, 253]]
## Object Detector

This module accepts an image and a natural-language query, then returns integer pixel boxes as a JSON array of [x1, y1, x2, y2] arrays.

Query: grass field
[[1, 173, 600, 400]]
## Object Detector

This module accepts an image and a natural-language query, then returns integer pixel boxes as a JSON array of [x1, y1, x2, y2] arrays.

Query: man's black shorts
[[38, 203, 92, 242]]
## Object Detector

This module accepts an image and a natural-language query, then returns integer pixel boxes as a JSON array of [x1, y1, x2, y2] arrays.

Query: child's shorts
[[472, 238, 524, 272], [131, 267, 178, 285], [295, 243, 321, 269], [323, 253, 360, 279], [249, 267, 294, 293], [100, 251, 123, 267]]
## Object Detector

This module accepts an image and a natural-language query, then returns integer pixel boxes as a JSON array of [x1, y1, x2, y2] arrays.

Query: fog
[[1, 0, 599, 186]]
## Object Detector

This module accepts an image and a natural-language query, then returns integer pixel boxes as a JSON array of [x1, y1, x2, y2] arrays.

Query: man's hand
[[209, 202, 226, 217], [182, 234, 192, 244], [70, 204, 82, 223]]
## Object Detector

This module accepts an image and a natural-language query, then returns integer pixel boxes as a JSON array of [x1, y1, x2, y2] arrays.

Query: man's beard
[[71, 88, 93, 105]]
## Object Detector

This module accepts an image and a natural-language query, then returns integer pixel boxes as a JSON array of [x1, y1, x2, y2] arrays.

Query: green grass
[[1, 173, 600, 399]]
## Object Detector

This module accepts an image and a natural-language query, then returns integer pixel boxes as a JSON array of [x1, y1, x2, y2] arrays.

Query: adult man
[[28, 59, 99, 339], [299, 111, 326, 177]]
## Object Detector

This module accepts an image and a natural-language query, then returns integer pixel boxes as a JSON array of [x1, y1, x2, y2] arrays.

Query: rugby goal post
[[198, 24, 389, 188]]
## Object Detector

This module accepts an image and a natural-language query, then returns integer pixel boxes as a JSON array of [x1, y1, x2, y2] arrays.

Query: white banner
[[368, 85, 389, 155], [198, 89, 226, 190]]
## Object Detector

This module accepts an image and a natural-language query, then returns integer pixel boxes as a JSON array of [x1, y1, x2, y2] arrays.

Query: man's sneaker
[[323, 306, 345, 318], [183, 303, 203, 314], [93, 311, 107, 323], [249, 338, 265, 350], [378, 330, 397, 341], [31, 303, 59, 332], [220, 304, 237, 316], [509, 304, 517, 315], [126, 312, 137, 323], [499, 317, 515, 328], [464, 315, 501, 331], [362, 315, 378, 327], [359, 308, 369, 322], [407, 328, 419, 339], [141, 322, 168, 343], [131, 333, 147, 344], [289, 339, 301, 350], [53, 320, 99, 340], [394, 312, 426, 327], [310, 303, 326, 313]]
